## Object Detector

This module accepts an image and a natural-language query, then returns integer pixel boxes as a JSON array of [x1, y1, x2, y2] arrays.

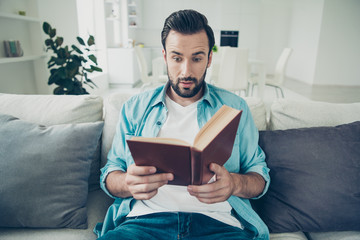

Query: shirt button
[[156, 121, 162, 125]]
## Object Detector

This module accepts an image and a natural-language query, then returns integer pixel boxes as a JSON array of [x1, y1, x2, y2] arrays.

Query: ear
[[207, 50, 213, 68], [162, 49, 167, 63]]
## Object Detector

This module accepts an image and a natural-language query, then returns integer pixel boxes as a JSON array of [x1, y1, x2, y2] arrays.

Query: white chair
[[249, 48, 293, 98], [134, 46, 168, 91], [214, 47, 249, 96]]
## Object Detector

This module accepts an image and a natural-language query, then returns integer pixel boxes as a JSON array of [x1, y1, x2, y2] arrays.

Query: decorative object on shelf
[[18, 10, 26, 16], [3, 40, 24, 57], [42, 22, 102, 95]]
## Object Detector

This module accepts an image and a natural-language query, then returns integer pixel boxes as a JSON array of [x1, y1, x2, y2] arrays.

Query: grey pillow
[[0, 113, 104, 229], [252, 121, 360, 233]]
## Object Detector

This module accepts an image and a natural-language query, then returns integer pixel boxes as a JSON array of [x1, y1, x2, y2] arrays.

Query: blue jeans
[[97, 212, 255, 240]]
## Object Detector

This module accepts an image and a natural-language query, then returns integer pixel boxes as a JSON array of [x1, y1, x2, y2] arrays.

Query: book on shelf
[[126, 105, 242, 186], [3, 40, 24, 57]]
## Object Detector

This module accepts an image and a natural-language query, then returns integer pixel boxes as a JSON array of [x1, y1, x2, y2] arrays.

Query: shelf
[[106, 17, 120, 22], [0, 54, 47, 64], [0, 12, 41, 22], [105, 0, 119, 3]]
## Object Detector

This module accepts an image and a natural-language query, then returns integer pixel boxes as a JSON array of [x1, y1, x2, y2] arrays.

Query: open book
[[126, 105, 242, 186]]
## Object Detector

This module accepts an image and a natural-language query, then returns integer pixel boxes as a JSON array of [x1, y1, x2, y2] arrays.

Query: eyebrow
[[170, 51, 206, 56]]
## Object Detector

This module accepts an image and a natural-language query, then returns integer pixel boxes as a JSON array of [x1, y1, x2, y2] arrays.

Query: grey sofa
[[0, 92, 359, 240]]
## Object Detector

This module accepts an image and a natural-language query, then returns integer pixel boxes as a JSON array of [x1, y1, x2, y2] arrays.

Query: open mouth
[[180, 81, 194, 88]]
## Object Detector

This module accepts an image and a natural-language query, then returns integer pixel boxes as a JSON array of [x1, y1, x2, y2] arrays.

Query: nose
[[180, 59, 192, 78]]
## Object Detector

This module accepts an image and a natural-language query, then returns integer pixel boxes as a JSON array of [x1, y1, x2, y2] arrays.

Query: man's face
[[163, 30, 212, 99]]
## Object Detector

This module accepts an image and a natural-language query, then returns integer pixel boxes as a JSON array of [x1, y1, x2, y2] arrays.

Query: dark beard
[[168, 69, 207, 98]]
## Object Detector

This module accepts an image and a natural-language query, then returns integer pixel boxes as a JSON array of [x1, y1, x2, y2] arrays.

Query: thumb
[[209, 163, 223, 175]]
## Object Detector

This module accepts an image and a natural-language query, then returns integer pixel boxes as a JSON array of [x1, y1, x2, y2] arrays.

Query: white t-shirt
[[127, 95, 242, 229]]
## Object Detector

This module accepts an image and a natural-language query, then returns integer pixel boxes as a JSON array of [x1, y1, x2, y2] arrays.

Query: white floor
[[102, 82, 310, 109]]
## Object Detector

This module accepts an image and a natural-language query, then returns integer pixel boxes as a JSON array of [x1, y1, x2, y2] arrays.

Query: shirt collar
[[151, 82, 169, 107], [202, 82, 215, 108]]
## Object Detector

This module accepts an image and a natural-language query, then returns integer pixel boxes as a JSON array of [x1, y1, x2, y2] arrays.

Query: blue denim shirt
[[94, 83, 270, 240]]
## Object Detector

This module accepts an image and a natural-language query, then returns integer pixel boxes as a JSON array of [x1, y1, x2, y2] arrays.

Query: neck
[[166, 86, 204, 107]]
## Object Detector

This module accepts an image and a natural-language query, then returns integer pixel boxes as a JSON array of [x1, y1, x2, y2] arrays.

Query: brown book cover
[[126, 105, 242, 186]]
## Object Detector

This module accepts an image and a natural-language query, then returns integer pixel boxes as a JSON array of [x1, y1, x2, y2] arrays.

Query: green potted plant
[[42, 22, 102, 95]]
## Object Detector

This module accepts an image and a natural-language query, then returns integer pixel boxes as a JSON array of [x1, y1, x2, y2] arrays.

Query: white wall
[[37, 0, 79, 48], [137, 0, 261, 58], [314, 0, 360, 86], [286, 0, 324, 85], [257, 0, 292, 73], [286, 0, 360, 87]]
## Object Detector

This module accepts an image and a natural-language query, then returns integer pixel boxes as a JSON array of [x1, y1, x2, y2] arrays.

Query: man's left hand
[[187, 163, 234, 204]]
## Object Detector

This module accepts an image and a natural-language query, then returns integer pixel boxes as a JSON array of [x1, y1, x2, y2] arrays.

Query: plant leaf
[[66, 62, 79, 78], [84, 68, 94, 73], [49, 28, 56, 38], [77, 37, 85, 46], [71, 45, 83, 54], [55, 37, 63, 47], [47, 56, 56, 64], [87, 35, 95, 46], [62, 78, 75, 91], [54, 57, 66, 65], [91, 65, 102, 72], [88, 54, 97, 64], [86, 78, 98, 88], [48, 67, 65, 85], [45, 39, 53, 46], [57, 48, 66, 59], [42, 22, 51, 35], [53, 86, 66, 95]]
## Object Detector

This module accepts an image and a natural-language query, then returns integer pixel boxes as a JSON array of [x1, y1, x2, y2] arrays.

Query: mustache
[[178, 77, 197, 82]]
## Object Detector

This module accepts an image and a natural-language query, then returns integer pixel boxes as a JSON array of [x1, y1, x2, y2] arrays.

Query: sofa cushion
[[0, 113, 104, 229], [243, 97, 267, 131], [102, 93, 133, 167], [269, 99, 360, 130], [0, 190, 113, 240], [307, 231, 360, 240], [252, 121, 360, 233], [270, 232, 308, 240], [0, 93, 103, 191]]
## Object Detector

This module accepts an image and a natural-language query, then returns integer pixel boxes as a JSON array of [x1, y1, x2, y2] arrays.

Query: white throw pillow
[[269, 99, 360, 130]]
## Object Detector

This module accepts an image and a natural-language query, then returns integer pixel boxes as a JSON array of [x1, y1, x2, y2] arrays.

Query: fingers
[[187, 163, 234, 204], [125, 164, 174, 200], [187, 181, 228, 203], [127, 164, 156, 175]]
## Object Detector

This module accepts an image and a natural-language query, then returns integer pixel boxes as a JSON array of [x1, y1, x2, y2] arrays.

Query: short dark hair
[[161, 9, 215, 56]]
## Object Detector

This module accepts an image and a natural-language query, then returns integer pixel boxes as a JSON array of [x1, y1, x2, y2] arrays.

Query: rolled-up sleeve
[[238, 101, 270, 199], [100, 101, 134, 199]]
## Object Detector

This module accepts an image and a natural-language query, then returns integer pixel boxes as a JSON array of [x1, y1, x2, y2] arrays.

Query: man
[[95, 9, 270, 240]]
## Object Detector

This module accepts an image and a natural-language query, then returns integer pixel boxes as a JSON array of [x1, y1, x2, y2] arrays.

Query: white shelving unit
[[0, 12, 45, 62], [0, 12, 40, 22], [0, 0, 48, 94], [103, 0, 142, 86], [127, 1, 138, 28], [0, 54, 47, 64]]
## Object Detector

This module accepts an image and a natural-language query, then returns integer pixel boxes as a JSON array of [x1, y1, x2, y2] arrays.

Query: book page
[[130, 136, 190, 147], [193, 105, 240, 150]]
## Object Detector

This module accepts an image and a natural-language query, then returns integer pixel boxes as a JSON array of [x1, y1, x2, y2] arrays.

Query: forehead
[[165, 30, 209, 54]]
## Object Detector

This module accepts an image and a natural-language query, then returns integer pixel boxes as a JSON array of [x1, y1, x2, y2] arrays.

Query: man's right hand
[[105, 164, 174, 200]]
